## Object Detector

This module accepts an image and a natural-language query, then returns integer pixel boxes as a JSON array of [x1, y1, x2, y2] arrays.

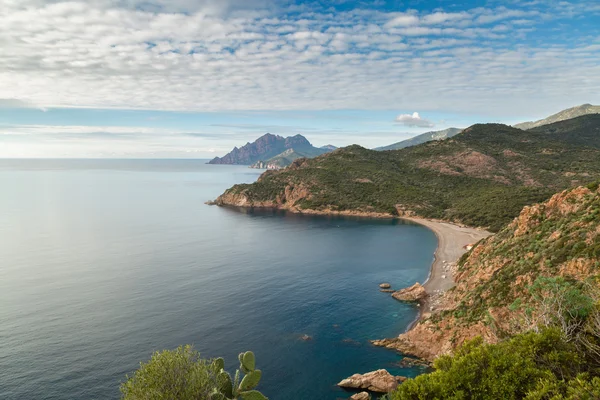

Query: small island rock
[[338, 369, 402, 393], [379, 283, 392, 289], [350, 392, 371, 400], [392, 283, 427, 302]]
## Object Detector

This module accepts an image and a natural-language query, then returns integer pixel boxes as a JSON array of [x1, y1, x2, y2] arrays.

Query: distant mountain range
[[375, 128, 463, 151], [208, 133, 334, 168], [320, 145, 337, 151], [514, 103, 600, 130]]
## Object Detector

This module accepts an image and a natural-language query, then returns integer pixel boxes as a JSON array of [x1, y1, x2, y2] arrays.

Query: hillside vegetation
[[215, 115, 600, 231], [376, 183, 600, 359], [381, 183, 600, 398]]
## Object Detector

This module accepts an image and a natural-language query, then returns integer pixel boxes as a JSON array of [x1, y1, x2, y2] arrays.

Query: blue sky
[[0, 0, 599, 158]]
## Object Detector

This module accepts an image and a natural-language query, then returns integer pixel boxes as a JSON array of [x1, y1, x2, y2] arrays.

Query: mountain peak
[[514, 104, 600, 130], [208, 133, 315, 165]]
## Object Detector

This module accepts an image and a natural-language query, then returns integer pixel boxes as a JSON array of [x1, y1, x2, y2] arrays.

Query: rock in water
[[392, 283, 427, 302], [350, 392, 371, 400], [379, 283, 391, 289], [338, 369, 402, 393]]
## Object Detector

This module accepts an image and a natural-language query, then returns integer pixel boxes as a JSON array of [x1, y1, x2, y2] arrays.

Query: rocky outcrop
[[350, 392, 370, 400], [392, 283, 427, 302], [338, 370, 404, 393], [379, 283, 391, 289], [372, 317, 496, 361]]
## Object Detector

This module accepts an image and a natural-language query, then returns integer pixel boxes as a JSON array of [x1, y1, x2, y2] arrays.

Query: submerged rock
[[300, 334, 312, 341], [392, 283, 427, 302], [350, 392, 371, 400], [338, 369, 403, 393]]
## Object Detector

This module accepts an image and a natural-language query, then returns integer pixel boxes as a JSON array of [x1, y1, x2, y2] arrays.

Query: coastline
[[209, 202, 492, 329], [400, 217, 492, 328]]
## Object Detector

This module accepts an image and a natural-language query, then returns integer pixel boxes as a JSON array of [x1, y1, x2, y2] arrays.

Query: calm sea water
[[0, 159, 437, 400]]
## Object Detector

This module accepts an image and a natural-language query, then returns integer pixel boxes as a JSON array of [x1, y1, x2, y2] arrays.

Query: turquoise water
[[0, 159, 437, 399]]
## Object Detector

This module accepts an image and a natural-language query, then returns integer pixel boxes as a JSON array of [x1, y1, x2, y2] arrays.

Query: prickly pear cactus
[[211, 351, 268, 400]]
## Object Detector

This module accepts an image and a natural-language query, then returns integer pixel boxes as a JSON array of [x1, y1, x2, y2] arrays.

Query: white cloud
[[0, 0, 597, 116], [395, 112, 435, 128], [385, 13, 419, 27], [422, 12, 469, 25]]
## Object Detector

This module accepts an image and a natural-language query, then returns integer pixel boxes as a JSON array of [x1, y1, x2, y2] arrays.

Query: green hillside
[[386, 183, 600, 399], [215, 115, 600, 231]]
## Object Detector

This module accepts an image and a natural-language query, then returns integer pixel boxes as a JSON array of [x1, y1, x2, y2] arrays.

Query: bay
[[0, 159, 437, 399]]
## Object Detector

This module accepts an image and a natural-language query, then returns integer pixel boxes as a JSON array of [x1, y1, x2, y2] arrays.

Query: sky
[[0, 0, 599, 158]]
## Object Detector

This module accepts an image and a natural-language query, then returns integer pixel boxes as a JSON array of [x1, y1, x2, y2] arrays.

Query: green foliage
[[213, 351, 267, 400], [526, 374, 600, 400], [120, 347, 267, 400], [389, 330, 589, 400], [448, 185, 600, 327], [220, 116, 600, 231], [528, 277, 595, 320], [120, 345, 222, 400]]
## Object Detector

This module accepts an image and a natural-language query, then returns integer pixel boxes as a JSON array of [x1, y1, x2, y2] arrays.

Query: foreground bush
[[121, 345, 267, 400], [388, 329, 600, 400]]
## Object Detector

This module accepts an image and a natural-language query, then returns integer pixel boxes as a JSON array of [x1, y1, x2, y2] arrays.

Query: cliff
[[374, 183, 600, 361]]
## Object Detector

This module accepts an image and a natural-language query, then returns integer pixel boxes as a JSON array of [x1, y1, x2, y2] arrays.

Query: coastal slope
[[213, 115, 600, 231], [374, 183, 600, 361]]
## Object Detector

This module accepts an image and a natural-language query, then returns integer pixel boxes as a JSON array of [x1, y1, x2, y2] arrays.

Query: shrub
[[388, 329, 584, 400], [120, 346, 267, 400]]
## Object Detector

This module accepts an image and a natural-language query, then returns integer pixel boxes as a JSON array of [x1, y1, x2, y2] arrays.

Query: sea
[[0, 159, 437, 400]]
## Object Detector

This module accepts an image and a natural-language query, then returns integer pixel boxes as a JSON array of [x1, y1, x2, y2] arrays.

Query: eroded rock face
[[392, 283, 427, 302], [338, 369, 403, 393], [350, 392, 371, 400]]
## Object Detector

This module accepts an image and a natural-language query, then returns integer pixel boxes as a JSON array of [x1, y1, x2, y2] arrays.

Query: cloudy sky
[[0, 0, 599, 158]]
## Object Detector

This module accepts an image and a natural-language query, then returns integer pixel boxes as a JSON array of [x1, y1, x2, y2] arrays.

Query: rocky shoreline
[[372, 217, 491, 360]]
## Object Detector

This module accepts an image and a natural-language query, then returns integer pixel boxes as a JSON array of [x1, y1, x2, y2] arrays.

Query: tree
[[120, 346, 268, 400]]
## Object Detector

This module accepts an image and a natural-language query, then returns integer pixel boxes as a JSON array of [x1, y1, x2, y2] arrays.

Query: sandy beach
[[402, 217, 492, 314]]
